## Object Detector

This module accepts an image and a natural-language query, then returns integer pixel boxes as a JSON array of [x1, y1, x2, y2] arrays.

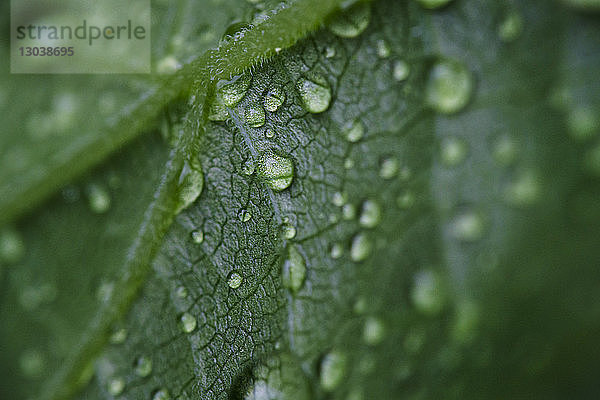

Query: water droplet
[[328, 2, 371, 38], [156, 56, 181, 74], [426, 59, 473, 114], [265, 128, 276, 138], [218, 73, 252, 107], [239, 209, 252, 222], [175, 158, 204, 214], [208, 98, 228, 122], [379, 157, 399, 179], [451, 210, 485, 242], [342, 203, 356, 220], [363, 316, 386, 345], [320, 351, 347, 391], [498, 11, 523, 42], [567, 106, 599, 141], [282, 245, 306, 293], [0, 227, 25, 264], [393, 60, 410, 81], [344, 120, 365, 143], [134, 356, 153, 377], [332, 191, 347, 207], [411, 269, 446, 315], [296, 74, 331, 113], [353, 297, 367, 314], [504, 170, 540, 206], [350, 233, 372, 262], [191, 230, 204, 244], [87, 184, 111, 214], [227, 271, 243, 289], [330, 243, 343, 259], [179, 312, 197, 333], [245, 105, 266, 128], [492, 135, 517, 166], [281, 220, 297, 239], [152, 388, 171, 400], [325, 46, 336, 58], [264, 87, 285, 112], [415, 0, 453, 9], [376, 39, 391, 58], [109, 328, 128, 344], [175, 286, 188, 298], [440, 137, 468, 167], [19, 349, 45, 378], [397, 191, 415, 209], [257, 150, 294, 191], [344, 158, 355, 170], [245, 354, 310, 400], [108, 377, 125, 396], [359, 200, 382, 228]]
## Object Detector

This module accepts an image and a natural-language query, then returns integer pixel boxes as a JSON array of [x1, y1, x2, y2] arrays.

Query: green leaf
[[2, 0, 600, 400]]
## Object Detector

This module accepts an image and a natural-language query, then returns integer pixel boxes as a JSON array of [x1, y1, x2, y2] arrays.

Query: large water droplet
[[320, 351, 347, 391], [282, 245, 306, 293], [359, 200, 382, 228], [264, 87, 285, 112], [296, 74, 331, 113], [411, 269, 446, 315], [363, 316, 386, 345], [134, 356, 153, 377], [191, 229, 204, 244], [0, 227, 25, 264], [152, 388, 171, 400], [498, 11, 523, 42], [350, 233, 372, 262], [227, 271, 243, 289], [179, 312, 197, 333], [415, 0, 453, 9], [426, 59, 473, 114], [175, 158, 204, 214], [86, 184, 111, 214], [245, 105, 266, 128], [440, 137, 468, 167], [451, 210, 485, 242], [328, 2, 371, 38], [257, 150, 294, 191], [344, 120, 365, 143], [218, 73, 252, 107], [108, 377, 125, 396]]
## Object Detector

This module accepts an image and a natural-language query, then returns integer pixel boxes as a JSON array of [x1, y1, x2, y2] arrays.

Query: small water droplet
[[227, 271, 243, 289], [330, 243, 343, 259], [175, 286, 188, 298], [156, 56, 181, 74], [87, 184, 111, 214], [19, 349, 45, 379], [567, 106, 599, 141], [265, 128, 276, 138], [179, 312, 197, 333], [257, 150, 294, 191], [492, 135, 518, 166], [281, 221, 297, 239], [245, 105, 266, 128], [0, 227, 25, 264], [376, 39, 391, 58], [152, 388, 171, 400], [134, 356, 153, 377], [175, 158, 204, 214], [397, 191, 415, 209], [282, 245, 306, 293], [415, 0, 453, 9], [108, 377, 125, 396], [218, 73, 252, 107], [498, 11, 523, 43], [363, 316, 386, 345], [296, 74, 331, 113], [344, 158, 355, 170], [320, 351, 347, 391], [239, 209, 252, 222], [379, 157, 399, 179], [393, 60, 410, 81], [504, 170, 541, 206], [342, 203, 356, 220], [328, 2, 371, 38], [426, 59, 473, 114], [109, 328, 128, 344], [325, 46, 336, 58], [411, 269, 446, 315], [451, 210, 485, 242], [191, 230, 204, 244], [344, 120, 365, 142], [440, 137, 468, 167], [332, 191, 347, 207], [358, 200, 382, 228], [350, 233, 372, 262], [264, 87, 285, 112]]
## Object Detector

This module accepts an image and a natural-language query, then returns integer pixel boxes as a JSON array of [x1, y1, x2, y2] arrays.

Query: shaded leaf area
[[0, 133, 169, 400]]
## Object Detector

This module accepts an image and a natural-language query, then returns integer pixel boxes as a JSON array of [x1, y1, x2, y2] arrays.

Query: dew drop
[[451, 210, 485, 242], [492, 135, 517, 166], [218, 73, 252, 107], [152, 388, 171, 400], [344, 120, 365, 143], [257, 150, 294, 191], [350, 233, 372, 262], [359, 200, 382, 228], [175, 286, 188, 299], [296, 74, 331, 113], [353, 297, 367, 314], [239, 209, 252, 222], [175, 158, 204, 214], [134, 356, 153, 377], [342, 203, 356, 220], [426, 59, 473, 115], [156, 56, 181, 74], [282, 245, 306, 293], [320, 351, 347, 391], [393, 60, 410, 81], [328, 2, 371, 38], [440, 137, 468, 167], [498, 11, 523, 42], [281, 220, 297, 240], [227, 271, 243, 289], [330, 243, 343, 259], [245, 105, 266, 128], [179, 312, 197, 333], [0, 227, 25, 264], [344, 158, 355, 170], [19, 349, 45, 379], [108, 377, 125, 396], [265, 128, 276, 138], [376, 39, 391, 58], [504, 170, 541, 206], [325, 46, 336, 58], [397, 191, 415, 209], [379, 157, 399, 179], [363, 316, 386, 345], [191, 229, 204, 244], [415, 0, 453, 10], [411, 269, 446, 315], [332, 191, 347, 207], [87, 184, 111, 214], [264, 87, 285, 112], [109, 328, 128, 344]]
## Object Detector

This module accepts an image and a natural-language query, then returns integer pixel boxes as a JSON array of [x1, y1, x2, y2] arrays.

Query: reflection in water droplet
[[350, 233, 372, 262], [498, 11, 523, 42], [415, 0, 453, 9], [227, 271, 243, 289], [344, 120, 365, 143], [257, 150, 295, 191], [359, 200, 382, 228], [320, 351, 347, 391], [245, 105, 266, 128], [282, 245, 306, 293], [451, 210, 485, 242], [426, 59, 473, 114], [0, 227, 25, 264], [393, 60, 410, 81], [363, 316, 386, 345], [191, 230, 204, 244], [175, 158, 204, 214], [134, 356, 153, 377], [296, 74, 331, 113], [440, 137, 468, 167], [179, 312, 197, 333], [264, 87, 286, 112], [328, 2, 371, 38], [108, 377, 125, 396], [87, 184, 111, 214], [411, 269, 445, 316]]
